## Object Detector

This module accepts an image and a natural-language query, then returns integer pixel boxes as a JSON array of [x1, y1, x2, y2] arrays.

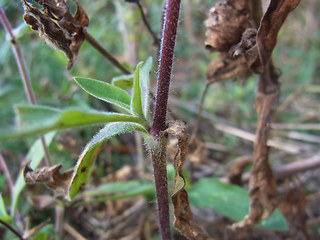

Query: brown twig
[[64, 223, 86, 240], [136, 1, 161, 48], [83, 30, 131, 74], [191, 81, 210, 139], [0, 7, 50, 166], [241, 155, 320, 182], [271, 123, 320, 131]]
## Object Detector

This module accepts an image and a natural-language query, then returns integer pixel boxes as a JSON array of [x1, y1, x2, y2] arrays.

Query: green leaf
[[75, 180, 154, 205], [131, 62, 144, 118], [139, 57, 153, 122], [0, 194, 10, 222], [188, 178, 288, 231], [74, 77, 131, 111], [11, 132, 56, 218], [0, 106, 147, 140], [31, 224, 54, 240], [68, 122, 147, 200], [111, 74, 134, 90]]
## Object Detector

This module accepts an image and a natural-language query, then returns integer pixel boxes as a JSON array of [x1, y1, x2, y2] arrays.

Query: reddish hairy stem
[[151, 137, 171, 240], [151, 0, 181, 136], [149, 1, 181, 239]]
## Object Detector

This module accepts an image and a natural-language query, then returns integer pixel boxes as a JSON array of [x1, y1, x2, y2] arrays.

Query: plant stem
[[151, 137, 171, 240], [191, 81, 210, 139], [83, 30, 131, 74], [149, 1, 181, 239], [0, 7, 50, 166], [151, 0, 181, 136], [136, 1, 161, 48]]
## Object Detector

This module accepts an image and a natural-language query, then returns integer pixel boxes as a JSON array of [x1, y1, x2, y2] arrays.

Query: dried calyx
[[204, 1, 254, 52], [22, 0, 89, 69], [204, 0, 255, 83]]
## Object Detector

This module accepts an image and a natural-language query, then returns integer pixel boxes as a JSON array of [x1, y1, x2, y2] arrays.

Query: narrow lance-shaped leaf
[[131, 62, 144, 118], [68, 122, 147, 199], [74, 77, 131, 112], [11, 132, 56, 218], [74, 180, 154, 206], [111, 74, 134, 90], [139, 57, 153, 122], [0, 106, 147, 140]]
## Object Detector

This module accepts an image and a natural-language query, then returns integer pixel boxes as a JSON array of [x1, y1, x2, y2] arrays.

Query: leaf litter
[[24, 161, 73, 199]]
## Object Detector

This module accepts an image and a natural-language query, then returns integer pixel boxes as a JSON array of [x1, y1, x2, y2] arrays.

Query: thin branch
[[241, 155, 320, 182], [64, 224, 86, 240], [0, 219, 24, 240], [136, 1, 161, 48], [191, 81, 210, 139], [0, 7, 50, 166], [83, 30, 131, 74]]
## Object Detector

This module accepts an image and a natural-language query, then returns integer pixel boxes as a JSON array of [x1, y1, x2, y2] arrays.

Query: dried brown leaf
[[232, 65, 279, 230], [227, 0, 250, 12], [188, 138, 206, 164], [165, 121, 211, 240], [256, 0, 301, 66], [278, 182, 311, 240], [204, 1, 254, 52], [73, 1, 89, 27], [24, 162, 73, 199], [227, 156, 252, 185]]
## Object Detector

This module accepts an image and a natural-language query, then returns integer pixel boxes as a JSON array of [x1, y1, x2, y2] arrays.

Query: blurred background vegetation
[[0, 0, 320, 239]]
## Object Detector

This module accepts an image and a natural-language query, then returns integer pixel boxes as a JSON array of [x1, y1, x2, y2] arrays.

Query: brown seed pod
[[204, 2, 254, 52]]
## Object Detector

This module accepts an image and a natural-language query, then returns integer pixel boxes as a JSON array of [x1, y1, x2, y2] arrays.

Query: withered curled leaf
[[232, 65, 279, 231], [206, 52, 251, 84], [227, 156, 252, 185], [278, 182, 311, 239], [165, 121, 211, 240], [256, 0, 301, 66], [204, 1, 254, 52], [24, 162, 73, 199], [229, 28, 262, 74], [22, 0, 89, 69]]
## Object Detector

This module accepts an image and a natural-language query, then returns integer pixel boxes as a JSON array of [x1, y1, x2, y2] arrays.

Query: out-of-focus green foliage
[[188, 177, 288, 231], [0, 0, 319, 238]]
